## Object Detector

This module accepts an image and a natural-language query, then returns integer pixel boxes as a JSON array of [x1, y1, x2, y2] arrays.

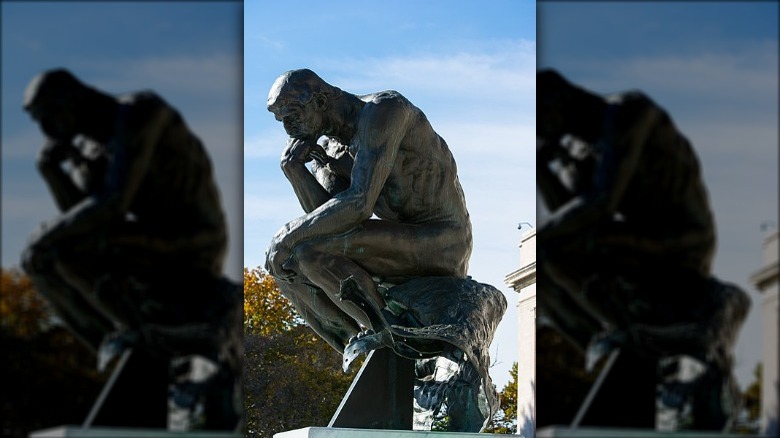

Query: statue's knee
[[21, 243, 54, 278], [291, 242, 320, 270]]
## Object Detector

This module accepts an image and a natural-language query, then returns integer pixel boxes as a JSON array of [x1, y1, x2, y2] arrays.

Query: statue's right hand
[[281, 138, 324, 165], [37, 139, 73, 168]]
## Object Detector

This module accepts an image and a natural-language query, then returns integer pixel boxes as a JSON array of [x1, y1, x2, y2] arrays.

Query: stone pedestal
[[328, 348, 415, 430], [537, 426, 749, 437], [88, 348, 169, 428], [275, 427, 485, 438], [29, 426, 238, 438], [577, 349, 656, 428]]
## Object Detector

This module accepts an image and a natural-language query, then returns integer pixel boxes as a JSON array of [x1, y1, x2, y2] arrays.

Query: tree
[[243, 267, 359, 436], [483, 362, 519, 434], [0, 268, 106, 437], [535, 325, 597, 428], [244, 266, 303, 336], [734, 364, 761, 434]]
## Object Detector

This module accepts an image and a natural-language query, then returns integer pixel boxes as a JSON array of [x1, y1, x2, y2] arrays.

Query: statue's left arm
[[30, 99, 170, 249]]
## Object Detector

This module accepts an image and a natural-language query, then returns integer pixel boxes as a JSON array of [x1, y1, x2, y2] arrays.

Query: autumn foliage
[[243, 266, 302, 336], [1, 268, 105, 437], [0, 268, 51, 338], [242, 267, 358, 437], [484, 362, 519, 433]]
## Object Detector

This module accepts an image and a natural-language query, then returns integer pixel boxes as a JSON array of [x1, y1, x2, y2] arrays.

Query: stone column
[[750, 229, 778, 436], [506, 229, 536, 438]]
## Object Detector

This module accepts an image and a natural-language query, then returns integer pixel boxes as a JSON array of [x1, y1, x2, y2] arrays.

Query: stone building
[[749, 229, 778, 436], [505, 228, 536, 438]]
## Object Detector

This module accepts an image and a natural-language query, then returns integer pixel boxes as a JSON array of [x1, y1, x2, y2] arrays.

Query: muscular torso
[[108, 92, 227, 243], [589, 92, 716, 275], [323, 91, 471, 227], [606, 92, 715, 239]]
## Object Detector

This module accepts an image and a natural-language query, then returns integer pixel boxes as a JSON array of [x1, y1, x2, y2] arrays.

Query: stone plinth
[[29, 426, 239, 438], [537, 426, 749, 437], [275, 427, 487, 438]]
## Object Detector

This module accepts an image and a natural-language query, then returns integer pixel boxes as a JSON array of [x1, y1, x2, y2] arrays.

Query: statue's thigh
[[303, 220, 469, 278]]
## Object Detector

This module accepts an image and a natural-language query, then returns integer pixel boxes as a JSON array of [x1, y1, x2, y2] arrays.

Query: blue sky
[[1, 2, 243, 281], [244, 0, 537, 389], [538, 1, 779, 390]]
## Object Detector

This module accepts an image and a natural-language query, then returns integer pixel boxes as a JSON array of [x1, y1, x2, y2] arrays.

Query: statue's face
[[271, 99, 323, 141], [27, 99, 78, 142]]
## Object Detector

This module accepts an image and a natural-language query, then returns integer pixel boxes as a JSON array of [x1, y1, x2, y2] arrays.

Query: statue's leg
[[294, 244, 382, 332], [538, 229, 658, 428], [536, 259, 603, 353], [21, 241, 114, 352], [291, 220, 471, 334], [537, 238, 609, 353], [275, 276, 361, 353]]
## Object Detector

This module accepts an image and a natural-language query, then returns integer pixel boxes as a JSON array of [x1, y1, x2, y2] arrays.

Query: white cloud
[[566, 41, 777, 115], [1, 130, 42, 159], [244, 130, 288, 160], [86, 52, 240, 99], [245, 33, 286, 52], [615, 45, 775, 98], [319, 39, 536, 105]]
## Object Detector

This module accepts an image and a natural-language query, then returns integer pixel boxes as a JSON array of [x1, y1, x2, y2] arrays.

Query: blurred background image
[[536, 1, 778, 434], [0, 2, 242, 435]]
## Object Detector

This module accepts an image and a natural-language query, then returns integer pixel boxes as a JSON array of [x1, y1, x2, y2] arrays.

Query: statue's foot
[[342, 329, 392, 372], [346, 328, 375, 345], [97, 329, 139, 372], [584, 329, 627, 372]]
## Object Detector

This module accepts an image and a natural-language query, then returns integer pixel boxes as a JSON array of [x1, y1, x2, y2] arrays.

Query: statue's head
[[267, 69, 342, 140], [23, 68, 88, 141]]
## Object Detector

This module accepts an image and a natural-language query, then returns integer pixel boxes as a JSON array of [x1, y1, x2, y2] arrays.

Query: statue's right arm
[[30, 98, 168, 249], [281, 138, 333, 213], [37, 140, 88, 212], [537, 142, 576, 211]]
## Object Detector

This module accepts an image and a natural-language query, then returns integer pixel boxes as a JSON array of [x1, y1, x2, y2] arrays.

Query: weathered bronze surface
[[265, 69, 506, 432]]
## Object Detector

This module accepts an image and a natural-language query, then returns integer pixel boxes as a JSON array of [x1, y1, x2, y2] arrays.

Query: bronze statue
[[536, 68, 751, 430], [21, 68, 241, 430], [265, 69, 506, 432]]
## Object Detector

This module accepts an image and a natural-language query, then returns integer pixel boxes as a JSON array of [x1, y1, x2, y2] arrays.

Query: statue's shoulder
[[362, 90, 412, 106], [608, 90, 669, 125], [606, 89, 654, 107], [117, 91, 179, 127], [359, 91, 416, 120], [118, 90, 163, 105]]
